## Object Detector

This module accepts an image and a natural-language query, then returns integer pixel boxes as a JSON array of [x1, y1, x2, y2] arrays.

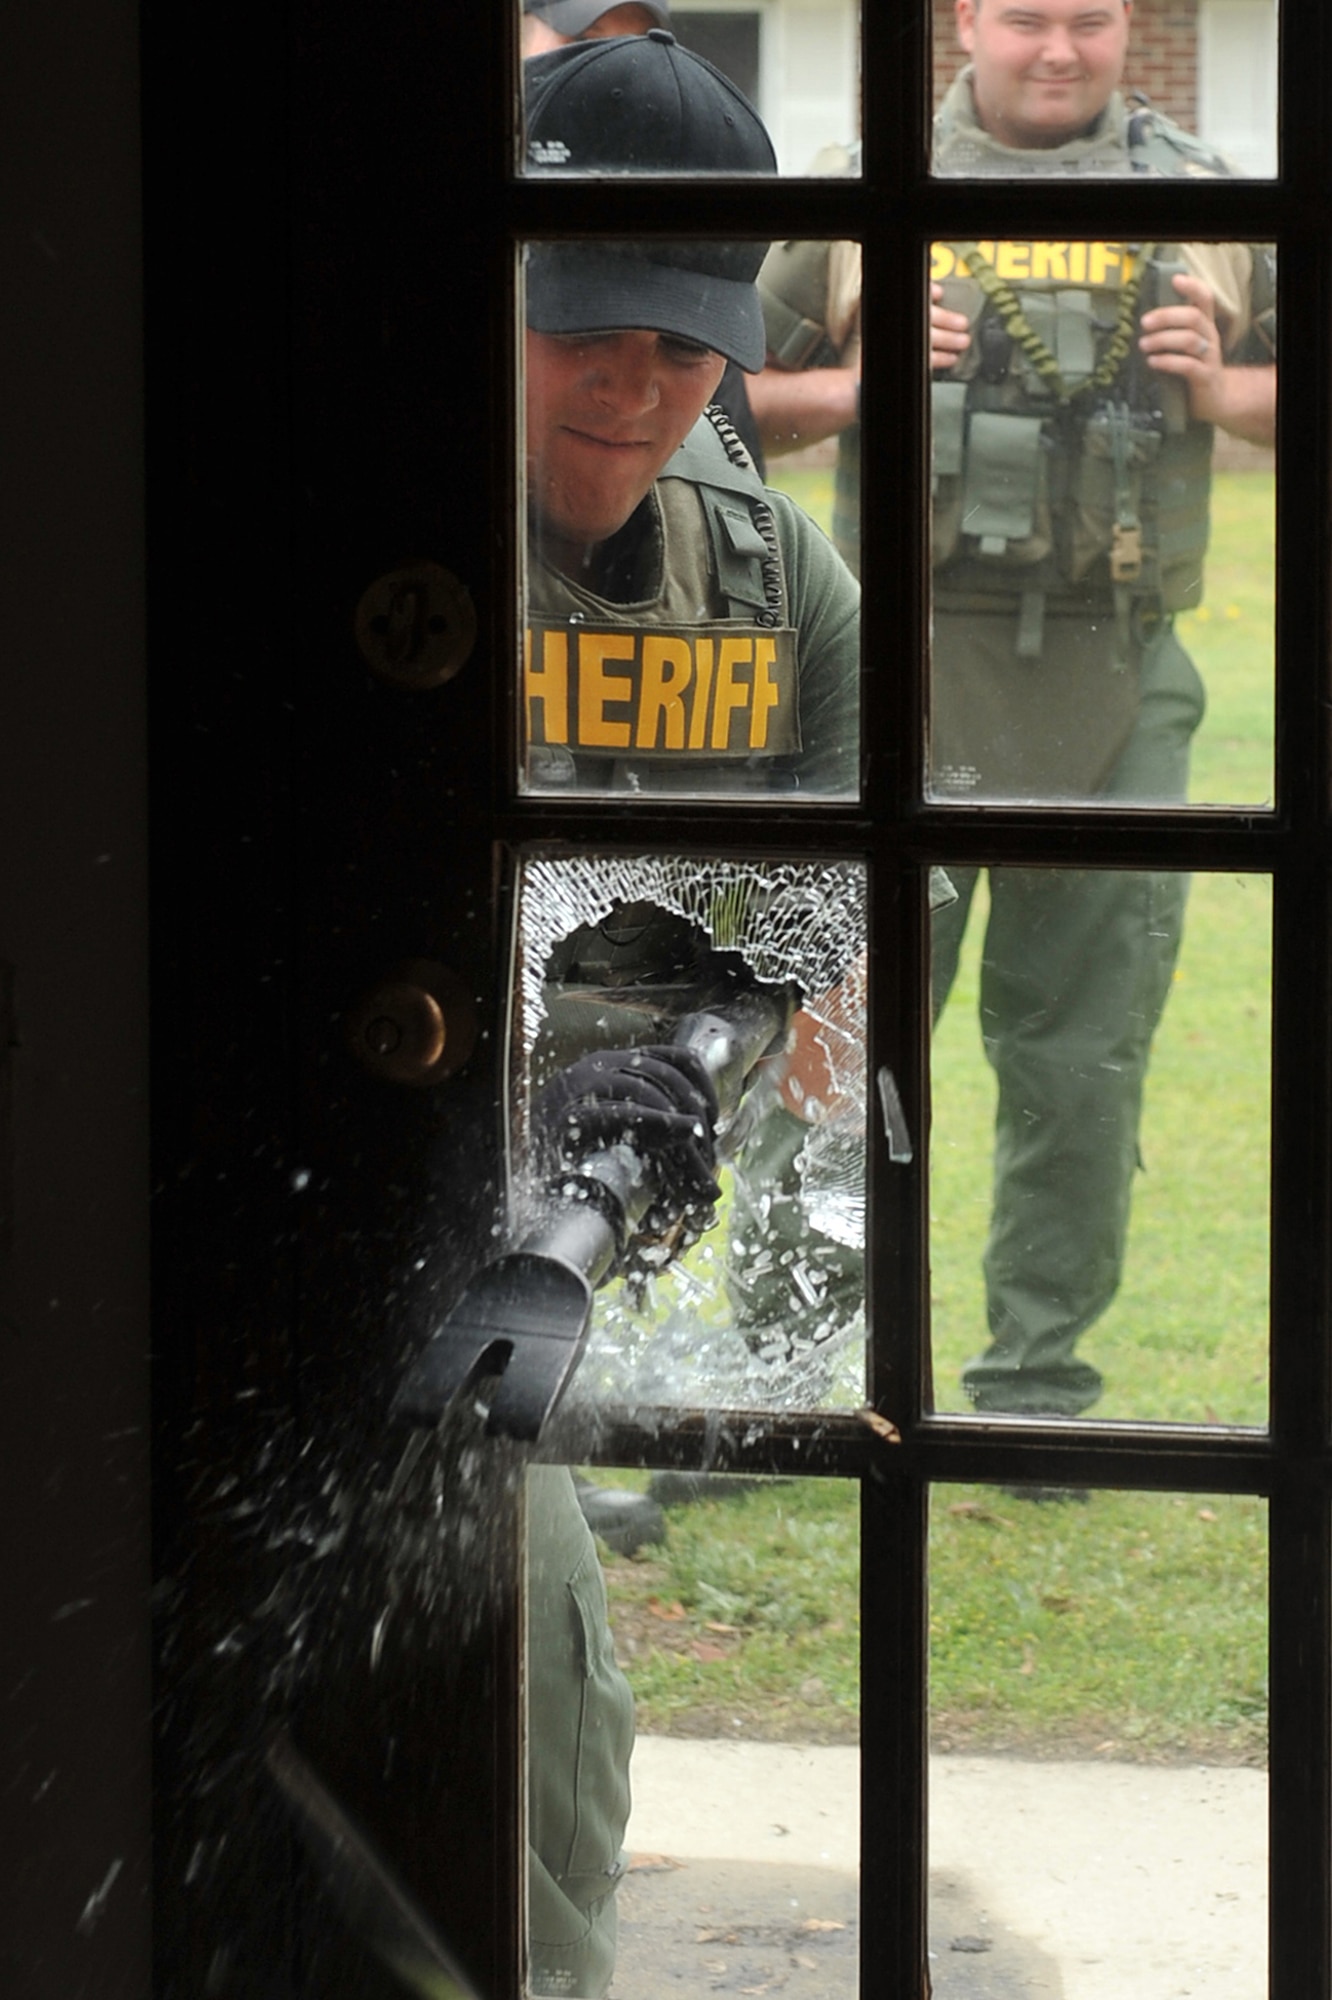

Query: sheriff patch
[[931, 241, 1138, 287], [524, 619, 801, 761]]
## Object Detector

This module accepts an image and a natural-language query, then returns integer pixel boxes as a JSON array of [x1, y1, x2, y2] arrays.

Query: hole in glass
[[511, 852, 870, 1417]]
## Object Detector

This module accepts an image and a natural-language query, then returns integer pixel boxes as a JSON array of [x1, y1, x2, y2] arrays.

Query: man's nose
[[1038, 27, 1082, 68], [588, 335, 660, 412]]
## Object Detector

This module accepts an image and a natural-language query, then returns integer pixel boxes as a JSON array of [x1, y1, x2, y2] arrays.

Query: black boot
[[647, 1470, 792, 1507], [574, 1478, 666, 1556]]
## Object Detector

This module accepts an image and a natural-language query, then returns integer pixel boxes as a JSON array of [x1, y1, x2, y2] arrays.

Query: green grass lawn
[[598, 1476, 1268, 1765], [597, 467, 1276, 1767]]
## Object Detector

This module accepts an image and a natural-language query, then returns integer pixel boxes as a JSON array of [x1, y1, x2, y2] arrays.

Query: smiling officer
[[522, 34, 859, 800], [752, 0, 1276, 1427], [521, 35, 863, 1999]]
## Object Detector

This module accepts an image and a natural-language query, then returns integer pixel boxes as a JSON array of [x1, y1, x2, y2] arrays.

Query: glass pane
[[519, 242, 861, 803], [516, 4, 861, 178], [929, 2, 1278, 178], [927, 238, 1276, 808], [930, 869, 1271, 1425], [528, 1469, 860, 1998], [930, 1485, 1269, 1999], [511, 853, 868, 1416]]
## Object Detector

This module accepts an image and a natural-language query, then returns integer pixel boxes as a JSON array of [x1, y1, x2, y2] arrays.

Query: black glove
[[534, 1045, 722, 1217]]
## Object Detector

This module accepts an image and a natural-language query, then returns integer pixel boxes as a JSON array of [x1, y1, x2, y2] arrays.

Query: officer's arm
[[1139, 271, 1276, 448], [1202, 364, 1275, 448], [747, 359, 860, 458]]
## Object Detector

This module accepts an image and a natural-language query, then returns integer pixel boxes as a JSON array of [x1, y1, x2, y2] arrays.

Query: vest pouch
[[758, 237, 837, 370], [1067, 408, 1162, 585], [959, 411, 1054, 569], [930, 379, 969, 566]]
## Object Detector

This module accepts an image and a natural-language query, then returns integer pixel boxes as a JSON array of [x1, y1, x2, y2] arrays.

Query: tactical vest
[[929, 77, 1235, 651], [525, 407, 801, 792], [930, 238, 1215, 647]]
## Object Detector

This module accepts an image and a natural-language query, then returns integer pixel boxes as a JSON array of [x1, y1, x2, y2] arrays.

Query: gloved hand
[[534, 1045, 722, 1219]]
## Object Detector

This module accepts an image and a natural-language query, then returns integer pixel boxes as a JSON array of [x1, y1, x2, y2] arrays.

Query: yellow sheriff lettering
[[688, 638, 715, 751], [525, 626, 569, 743], [577, 631, 635, 749], [525, 620, 796, 759], [994, 240, 1031, 281], [750, 636, 780, 749], [636, 635, 692, 750], [930, 242, 1131, 292], [711, 637, 754, 750], [1030, 242, 1069, 281]]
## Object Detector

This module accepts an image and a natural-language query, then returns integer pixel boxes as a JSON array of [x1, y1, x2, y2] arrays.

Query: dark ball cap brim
[[526, 243, 768, 372], [523, 35, 775, 372]]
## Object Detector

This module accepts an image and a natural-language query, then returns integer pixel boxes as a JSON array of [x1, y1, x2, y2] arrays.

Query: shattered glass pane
[[512, 852, 869, 1411]]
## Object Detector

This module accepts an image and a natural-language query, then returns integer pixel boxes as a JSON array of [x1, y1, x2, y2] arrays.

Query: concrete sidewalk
[[613, 1738, 1266, 1999]]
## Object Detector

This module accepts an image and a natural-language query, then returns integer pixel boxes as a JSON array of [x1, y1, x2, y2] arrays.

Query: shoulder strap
[[757, 141, 860, 367], [759, 239, 838, 369], [660, 407, 766, 498], [659, 409, 788, 623], [1126, 96, 1234, 178]]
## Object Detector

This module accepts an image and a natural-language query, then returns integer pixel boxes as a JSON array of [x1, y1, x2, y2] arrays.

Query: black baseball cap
[[523, 0, 671, 30], [523, 31, 775, 371]]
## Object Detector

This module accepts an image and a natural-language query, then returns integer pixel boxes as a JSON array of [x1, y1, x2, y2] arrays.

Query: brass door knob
[[347, 960, 478, 1086]]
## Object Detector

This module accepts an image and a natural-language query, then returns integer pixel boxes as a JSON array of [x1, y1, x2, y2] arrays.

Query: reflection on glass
[[515, 1, 861, 177], [930, 1485, 1268, 1999], [930, 870, 1271, 1425], [929, 1, 1277, 178], [513, 852, 869, 1412], [520, 235, 861, 802], [527, 1469, 860, 1998], [927, 238, 1276, 807]]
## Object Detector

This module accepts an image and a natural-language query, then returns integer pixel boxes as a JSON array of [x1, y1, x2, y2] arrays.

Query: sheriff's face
[[525, 327, 726, 571], [956, 0, 1132, 150]]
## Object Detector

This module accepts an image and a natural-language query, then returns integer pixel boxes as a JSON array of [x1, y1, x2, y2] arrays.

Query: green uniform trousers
[[933, 618, 1206, 1414], [726, 619, 1204, 1415], [527, 1466, 635, 1997]]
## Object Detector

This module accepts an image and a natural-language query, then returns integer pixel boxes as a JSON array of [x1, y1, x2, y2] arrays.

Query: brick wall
[[931, 0, 1199, 129]]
